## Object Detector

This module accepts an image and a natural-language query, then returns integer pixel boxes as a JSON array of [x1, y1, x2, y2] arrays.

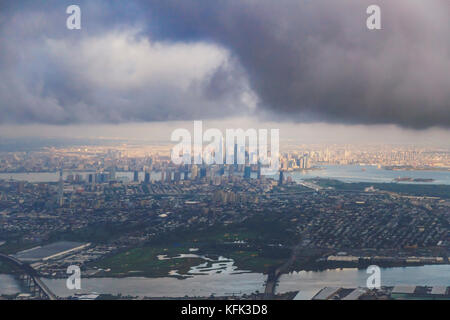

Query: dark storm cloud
[[141, 0, 450, 129], [0, 0, 449, 129]]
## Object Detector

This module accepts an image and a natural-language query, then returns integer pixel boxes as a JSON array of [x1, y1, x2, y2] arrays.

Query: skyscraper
[[58, 169, 64, 206], [174, 171, 181, 183], [133, 170, 139, 182], [278, 170, 284, 186], [109, 167, 116, 181], [304, 154, 309, 169], [191, 165, 198, 180], [257, 163, 261, 180], [200, 167, 207, 179], [234, 143, 238, 169], [244, 166, 251, 179]]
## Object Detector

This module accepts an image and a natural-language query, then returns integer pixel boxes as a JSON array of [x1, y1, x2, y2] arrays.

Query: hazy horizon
[[0, 120, 449, 148]]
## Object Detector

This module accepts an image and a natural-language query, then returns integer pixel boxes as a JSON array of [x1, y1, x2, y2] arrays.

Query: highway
[[264, 242, 303, 298]]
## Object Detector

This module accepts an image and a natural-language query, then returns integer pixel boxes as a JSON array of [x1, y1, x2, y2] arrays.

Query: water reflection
[[0, 274, 21, 295]]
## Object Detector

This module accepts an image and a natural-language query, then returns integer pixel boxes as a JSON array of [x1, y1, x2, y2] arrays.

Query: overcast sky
[[0, 1, 449, 144]]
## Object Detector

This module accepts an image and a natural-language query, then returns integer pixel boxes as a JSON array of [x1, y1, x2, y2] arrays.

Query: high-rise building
[[133, 170, 139, 182], [244, 166, 251, 179], [229, 164, 234, 176], [191, 165, 198, 180], [109, 167, 116, 181], [218, 136, 223, 164], [234, 143, 238, 169], [96, 172, 108, 183], [282, 158, 288, 170], [18, 181, 24, 193], [278, 170, 284, 186], [58, 169, 64, 206], [213, 176, 222, 186], [144, 172, 150, 184], [304, 154, 309, 169], [200, 167, 207, 179], [174, 171, 181, 183]]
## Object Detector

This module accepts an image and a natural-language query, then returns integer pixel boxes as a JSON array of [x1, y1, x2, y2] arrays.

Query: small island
[[393, 177, 435, 183]]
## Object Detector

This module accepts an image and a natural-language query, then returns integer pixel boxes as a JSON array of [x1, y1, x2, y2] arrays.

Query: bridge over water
[[0, 253, 57, 300]]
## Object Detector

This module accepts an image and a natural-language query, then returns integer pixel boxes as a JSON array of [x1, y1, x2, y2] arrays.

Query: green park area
[[92, 246, 204, 278], [91, 214, 295, 278]]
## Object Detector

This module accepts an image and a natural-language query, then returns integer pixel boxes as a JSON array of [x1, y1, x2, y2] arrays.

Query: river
[[0, 274, 22, 296], [2, 265, 448, 299], [0, 265, 450, 300], [277, 264, 450, 299], [1, 165, 449, 185], [286, 165, 450, 185], [43, 264, 450, 298]]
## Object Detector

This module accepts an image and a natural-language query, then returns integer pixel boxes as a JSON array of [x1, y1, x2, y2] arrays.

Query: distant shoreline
[[383, 166, 450, 172]]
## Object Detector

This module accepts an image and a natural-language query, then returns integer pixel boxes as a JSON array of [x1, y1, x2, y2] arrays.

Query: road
[[263, 242, 303, 299]]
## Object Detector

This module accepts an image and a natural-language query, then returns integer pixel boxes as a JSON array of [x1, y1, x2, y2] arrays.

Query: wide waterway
[[2, 265, 449, 299], [1, 165, 449, 184]]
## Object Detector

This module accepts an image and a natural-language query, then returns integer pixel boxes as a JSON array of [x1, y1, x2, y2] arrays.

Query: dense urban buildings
[[0, 142, 448, 299]]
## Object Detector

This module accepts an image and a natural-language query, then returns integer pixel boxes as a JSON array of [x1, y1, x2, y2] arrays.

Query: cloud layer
[[0, 1, 256, 124], [0, 0, 449, 129], [146, 0, 450, 129]]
